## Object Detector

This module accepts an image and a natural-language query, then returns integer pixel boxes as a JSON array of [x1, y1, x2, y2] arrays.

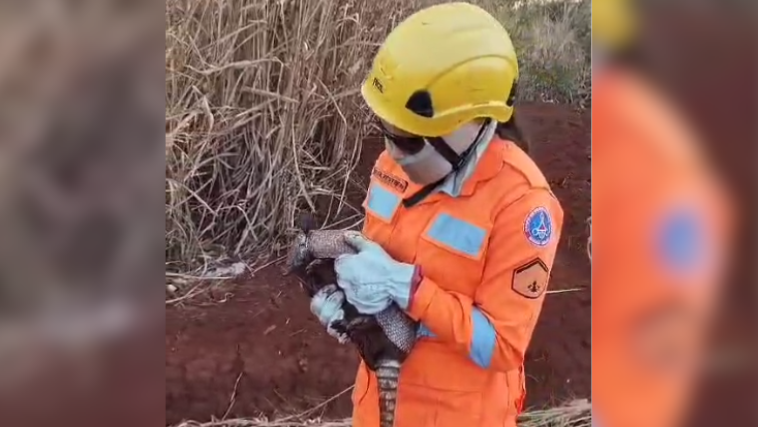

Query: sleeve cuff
[[407, 275, 438, 321]]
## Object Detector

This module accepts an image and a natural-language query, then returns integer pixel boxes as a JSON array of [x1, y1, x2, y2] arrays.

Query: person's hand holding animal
[[335, 231, 422, 315], [309, 285, 349, 344]]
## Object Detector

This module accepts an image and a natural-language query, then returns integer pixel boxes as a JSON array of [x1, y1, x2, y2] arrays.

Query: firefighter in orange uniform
[[309, 3, 565, 426], [592, 1, 734, 427]]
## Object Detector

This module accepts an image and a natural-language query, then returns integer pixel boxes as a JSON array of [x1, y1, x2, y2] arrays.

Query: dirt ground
[[165, 103, 591, 425]]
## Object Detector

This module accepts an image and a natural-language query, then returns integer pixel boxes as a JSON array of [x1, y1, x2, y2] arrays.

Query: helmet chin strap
[[402, 119, 492, 208]]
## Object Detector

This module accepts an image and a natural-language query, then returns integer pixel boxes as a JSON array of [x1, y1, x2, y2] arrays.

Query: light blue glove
[[309, 285, 349, 344], [334, 231, 417, 315]]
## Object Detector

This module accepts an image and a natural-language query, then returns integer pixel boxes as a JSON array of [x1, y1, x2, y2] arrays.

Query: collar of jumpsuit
[[384, 119, 498, 199]]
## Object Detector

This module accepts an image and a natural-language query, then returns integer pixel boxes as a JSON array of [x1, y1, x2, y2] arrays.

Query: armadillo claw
[[326, 326, 350, 344], [327, 316, 351, 344]]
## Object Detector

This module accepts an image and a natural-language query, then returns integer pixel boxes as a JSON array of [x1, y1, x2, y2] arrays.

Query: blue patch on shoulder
[[366, 183, 400, 221], [657, 207, 703, 274], [524, 207, 553, 247]]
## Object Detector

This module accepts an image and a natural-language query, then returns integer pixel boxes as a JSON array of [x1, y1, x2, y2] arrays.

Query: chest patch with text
[[372, 167, 408, 192]]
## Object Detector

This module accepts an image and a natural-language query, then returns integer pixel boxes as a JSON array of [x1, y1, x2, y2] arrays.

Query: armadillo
[[285, 214, 418, 427]]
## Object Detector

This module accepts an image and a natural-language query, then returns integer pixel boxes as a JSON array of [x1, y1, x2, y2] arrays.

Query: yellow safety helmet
[[361, 2, 519, 137], [592, 0, 638, 52]]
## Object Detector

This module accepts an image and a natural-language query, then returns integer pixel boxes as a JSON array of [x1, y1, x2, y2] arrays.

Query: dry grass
[[170, 399, 591, 427], [508, 0, 591, 105], [165, 0, 591, 274], [166, 0, 411, 273]]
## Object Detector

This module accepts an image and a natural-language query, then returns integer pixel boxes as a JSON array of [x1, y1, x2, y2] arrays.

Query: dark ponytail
[[495, 110, 531, 154]]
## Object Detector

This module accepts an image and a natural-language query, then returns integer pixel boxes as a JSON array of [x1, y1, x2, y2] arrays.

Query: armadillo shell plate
[[374, 305, 418, 354]]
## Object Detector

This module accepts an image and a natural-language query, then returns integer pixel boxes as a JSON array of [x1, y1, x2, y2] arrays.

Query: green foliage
[[474, 0, 591, 106]]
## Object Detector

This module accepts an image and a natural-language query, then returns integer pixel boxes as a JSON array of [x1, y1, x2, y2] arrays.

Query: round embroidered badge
[[524, 206, 553, 247], [656, 205, 707, 280]]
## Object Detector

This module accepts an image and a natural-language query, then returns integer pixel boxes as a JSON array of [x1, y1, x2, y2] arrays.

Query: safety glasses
[[377, 120, 426, 154]]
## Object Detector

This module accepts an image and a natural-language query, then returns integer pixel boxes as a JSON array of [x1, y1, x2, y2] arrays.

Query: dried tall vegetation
[[165, 0, 590, 274], [171, 398, 591, 427]]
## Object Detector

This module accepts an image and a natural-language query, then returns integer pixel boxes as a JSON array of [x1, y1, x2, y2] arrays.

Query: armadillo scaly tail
[[376, 358, 401, 427]]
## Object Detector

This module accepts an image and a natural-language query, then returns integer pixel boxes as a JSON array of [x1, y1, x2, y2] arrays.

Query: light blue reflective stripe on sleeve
[[470, 308, 497, 369], [426, 213, 486, 257], [417, 323, 436, 338], [418, 310, 497, 369], [366, 183, 400, 221]]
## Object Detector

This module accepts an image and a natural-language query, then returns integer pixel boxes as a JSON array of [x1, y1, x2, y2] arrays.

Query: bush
[[496, 0, 591, 105], [165, 0, 591, 273]]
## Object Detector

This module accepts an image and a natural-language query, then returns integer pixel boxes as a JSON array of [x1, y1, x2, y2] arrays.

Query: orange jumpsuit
[[592, 67, 733, 427], [352, 136, 565, 427]]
